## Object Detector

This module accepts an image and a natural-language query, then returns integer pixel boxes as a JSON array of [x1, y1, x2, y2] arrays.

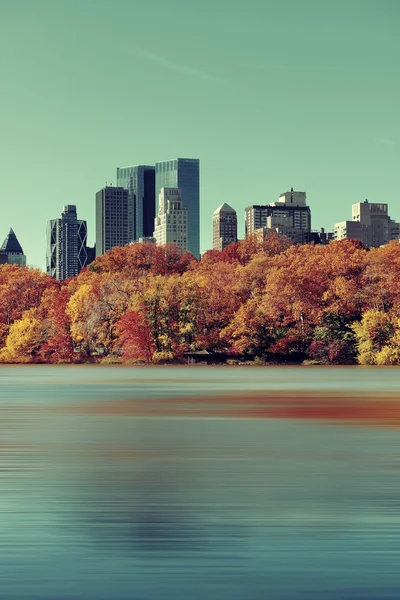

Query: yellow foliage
[[375, 346, 400, 365], [352, 312, 400, 365], [352, 310, 394, 364], [0, 314, 43, 363], [66, 284, 93, 346], [66, 284, 93, 322]]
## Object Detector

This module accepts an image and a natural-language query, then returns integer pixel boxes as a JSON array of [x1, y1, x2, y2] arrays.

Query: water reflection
[[1, 366, 400, 599], [77, 463, 206, 554]]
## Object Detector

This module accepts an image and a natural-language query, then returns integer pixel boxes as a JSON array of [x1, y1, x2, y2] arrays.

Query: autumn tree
[[309, 314, 357, 364], [39, 286, 76, 363], [87, 243, 195, 278], [0, 265, 57, 345], [352, 310, 395, 364], [0, 309, 45, 363], [117, 310, 156, 362]]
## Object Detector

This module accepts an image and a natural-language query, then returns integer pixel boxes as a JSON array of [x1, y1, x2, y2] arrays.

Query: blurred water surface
[[0, 365, 399, 599]]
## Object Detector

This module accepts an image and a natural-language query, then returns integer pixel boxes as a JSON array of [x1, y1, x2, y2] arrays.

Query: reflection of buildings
[[154, 188, 188, 251], [155, 158, 200, 258], [116, 165, 156, 242], [213, 203, 237, 251], [334, 200, 400, 247], [0, 228, 26, 266], [245, 189, 311, 244], [96, 186, 129, 257], [46, 205, 91, 280]]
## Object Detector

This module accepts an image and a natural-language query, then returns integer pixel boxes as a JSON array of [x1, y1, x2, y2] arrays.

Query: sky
[[0, 0, 399, 270]]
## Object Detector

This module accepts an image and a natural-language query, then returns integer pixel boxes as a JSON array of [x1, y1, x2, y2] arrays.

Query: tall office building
[[245, 189, 311, 244], [116, 165, 155, 241], [245, 205, 270, 236], [213, 203, 238, 251], [265, 189, 311, 244], [96, 186, 129, 257], [154, 187, 188, 251], [155, 158, 199, 258], [334, 199, 400, 247], [0, 228, 26, 266], [46, 206, 88, 280]]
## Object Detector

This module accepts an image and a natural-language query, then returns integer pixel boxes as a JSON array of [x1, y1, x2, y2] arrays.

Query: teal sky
[[1, 0, 399, 269]]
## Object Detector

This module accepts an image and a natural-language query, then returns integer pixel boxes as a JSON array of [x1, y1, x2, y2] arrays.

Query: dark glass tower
[[95, 186, 129, 257], [116, 165, 156, 241], [155, 158, 200, 258], [46, 205, 88, 280]]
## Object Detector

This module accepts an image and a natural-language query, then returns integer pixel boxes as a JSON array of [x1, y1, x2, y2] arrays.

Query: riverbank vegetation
[[2, 234, 400, 365]]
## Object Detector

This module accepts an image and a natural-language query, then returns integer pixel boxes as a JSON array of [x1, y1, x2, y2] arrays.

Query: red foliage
[[40, 287, 76, 362], [88, 243, 196, 278], [117, 310, 156, 362]]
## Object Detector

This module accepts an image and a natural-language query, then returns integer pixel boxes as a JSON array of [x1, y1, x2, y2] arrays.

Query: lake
[[0, 365, 399, 599]]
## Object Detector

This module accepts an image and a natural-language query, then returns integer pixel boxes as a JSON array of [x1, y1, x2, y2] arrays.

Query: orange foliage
[[3, 238, 400, 364], [0, 265, 57, 345]]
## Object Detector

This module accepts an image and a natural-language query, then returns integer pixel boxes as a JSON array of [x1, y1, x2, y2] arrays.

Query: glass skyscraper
[[155, 158, 200, 258], [116, 165, 155, 241], [46, 205, 88, 280]]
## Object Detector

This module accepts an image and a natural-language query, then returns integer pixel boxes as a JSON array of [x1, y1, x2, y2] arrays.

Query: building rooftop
[[117, 164, 155, 170], [0, 228, 24, 255], [155, 158, 199, 163], [214, 203, 236, 215]]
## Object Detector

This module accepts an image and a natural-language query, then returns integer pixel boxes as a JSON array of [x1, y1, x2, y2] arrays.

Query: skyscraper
[[46, 205, 88, 280], [116, 165, 156, 241], [155, 158, 199, 258], [213, 203, 238, 251], [96, 186, 129, 257], [0, 228, 26, 266], [154, 188, 188, 251]]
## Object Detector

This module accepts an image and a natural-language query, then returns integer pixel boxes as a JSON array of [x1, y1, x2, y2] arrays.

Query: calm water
[[0, 366, 399, 599]]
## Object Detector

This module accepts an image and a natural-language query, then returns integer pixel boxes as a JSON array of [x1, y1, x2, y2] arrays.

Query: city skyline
[[1, 1, 399, 270], [7, 181, 400, 271]]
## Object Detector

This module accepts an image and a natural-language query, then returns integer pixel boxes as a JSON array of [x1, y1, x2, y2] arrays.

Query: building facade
[[96, 186, 129, 257], [155, 158, 199, 258], [246, 189, 311, 244], [0, 228, 26, 266], [245, 205, 270, 237], [334, 200, 400, 247], [116, 165, 155, 242], [213, 203, 238, 250], [137, 237, 156, 244], [154, 187, 188, 251], [46, 206, 88, 280]]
